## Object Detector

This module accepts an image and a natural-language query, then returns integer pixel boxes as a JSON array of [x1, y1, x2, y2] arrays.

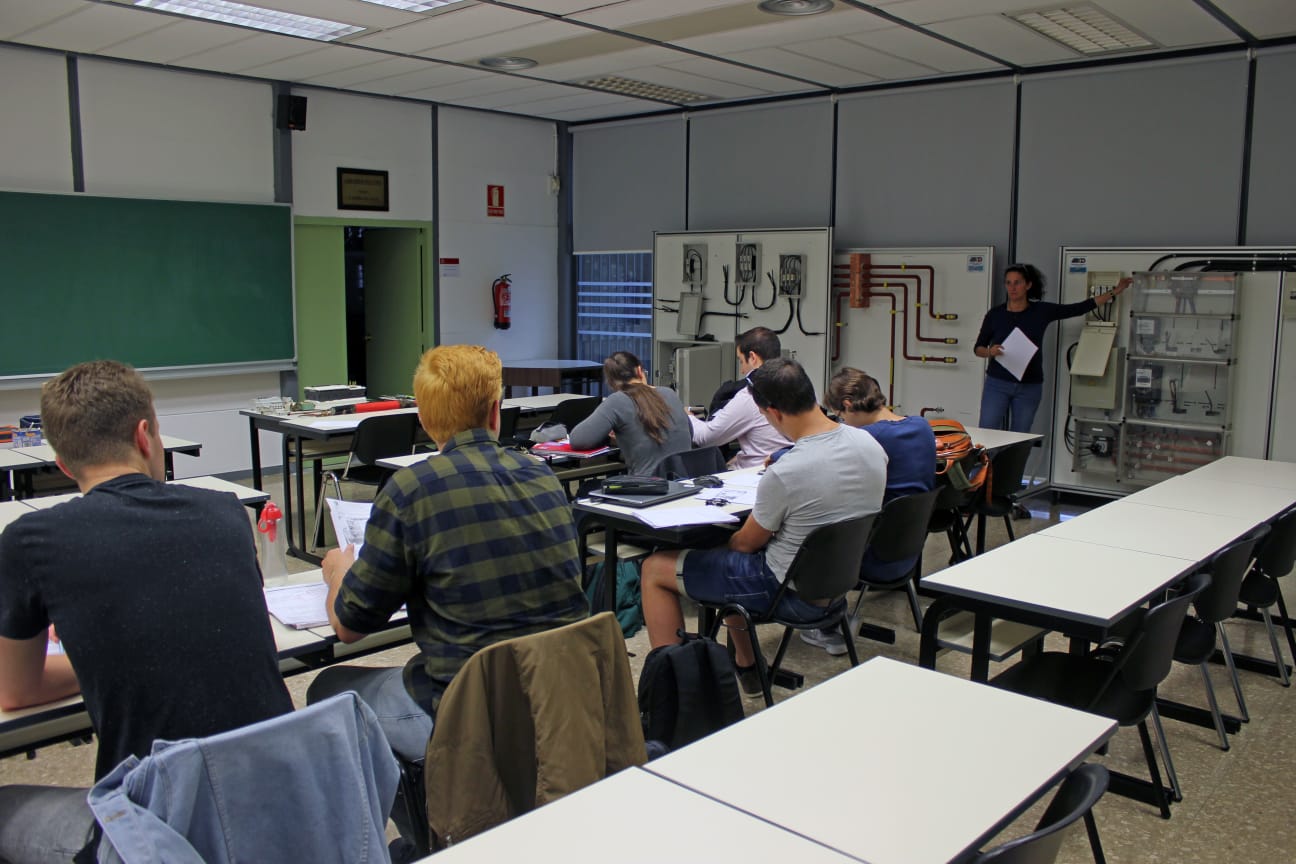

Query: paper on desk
[[687, 487, 757, 507], [712, 472, 762, 490], [264, 582, 329, 629], [326, 498, 373, 554], [996, 327, 1038, 381], [634, 505, 740, 529]]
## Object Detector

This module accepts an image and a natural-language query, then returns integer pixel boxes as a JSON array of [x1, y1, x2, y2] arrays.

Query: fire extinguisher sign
[[487, 184, 505, 218]]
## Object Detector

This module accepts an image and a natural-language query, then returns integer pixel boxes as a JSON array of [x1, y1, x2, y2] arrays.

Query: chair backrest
[[988, 440, 1033, 500], [1119, 570, 1211, 693], [865, 488, 942, 570], [352, 412, 419, 466], [973, 764, 1109, 864], [90, 692, 398, 864], [1193, 527, 1268, 624], [548, 396, 601, 430], [425, 612, 645, 847], [784, 513, 878, 603], [653, 445, 727, 480], [498, 405, 521, 441], [1256, 504, 1296, 580]]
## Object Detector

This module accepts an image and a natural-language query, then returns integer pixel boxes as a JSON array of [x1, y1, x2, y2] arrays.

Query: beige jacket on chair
[[425, 611, 647, 847]]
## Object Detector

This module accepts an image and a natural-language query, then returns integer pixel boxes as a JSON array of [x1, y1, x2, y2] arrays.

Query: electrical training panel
[[1051, 247, 1296, 496]]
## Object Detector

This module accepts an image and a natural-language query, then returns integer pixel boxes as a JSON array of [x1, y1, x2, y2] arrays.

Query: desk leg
[[164, 452, 175, 481], [280, 435, 295, 553], [600, 526, 619, 615], [294, 436, 307, 555], [976, 513, 987, 556], [970, 613, 991, 683], [0, 471, 10, 503], [249, 416, 264, 491]]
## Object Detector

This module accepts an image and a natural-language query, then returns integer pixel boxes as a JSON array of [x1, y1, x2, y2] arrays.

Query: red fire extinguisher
[[492, 273, 512, 330]]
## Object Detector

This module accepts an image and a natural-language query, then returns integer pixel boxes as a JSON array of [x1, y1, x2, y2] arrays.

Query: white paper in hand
[[326, 498, 373, 555], [997, 327, 1038, 381]]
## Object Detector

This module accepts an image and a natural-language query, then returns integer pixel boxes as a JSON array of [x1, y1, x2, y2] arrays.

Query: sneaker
[[734, 663, 765, 699], [1011, 503, 1032, 520], [799, 626, 848, 657]]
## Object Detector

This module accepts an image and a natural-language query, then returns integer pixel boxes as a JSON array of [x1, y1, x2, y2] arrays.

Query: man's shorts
[[678, 547, 827, 623]]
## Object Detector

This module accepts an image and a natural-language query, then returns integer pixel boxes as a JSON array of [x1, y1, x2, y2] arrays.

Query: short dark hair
[[40, 360, 155, 475], [736, 326, 781, 362], [1006, 263, 1046, 301], [747, 357, 817, 415]]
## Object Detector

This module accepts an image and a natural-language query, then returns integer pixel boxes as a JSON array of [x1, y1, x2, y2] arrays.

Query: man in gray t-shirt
[[640, 358, 887, 694]]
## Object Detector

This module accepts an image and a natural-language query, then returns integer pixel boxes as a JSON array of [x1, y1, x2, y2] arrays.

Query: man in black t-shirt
[[0, 360, 292, 863]]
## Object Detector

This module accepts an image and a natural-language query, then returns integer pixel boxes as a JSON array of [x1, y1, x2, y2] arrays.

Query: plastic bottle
[[256, 501, 289, 583]]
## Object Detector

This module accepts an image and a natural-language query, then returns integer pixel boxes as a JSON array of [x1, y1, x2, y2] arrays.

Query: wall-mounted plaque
[[337, 168, 389, 211]]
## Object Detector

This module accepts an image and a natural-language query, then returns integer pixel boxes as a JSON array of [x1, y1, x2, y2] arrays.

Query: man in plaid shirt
[[309, 346, 587, 822]]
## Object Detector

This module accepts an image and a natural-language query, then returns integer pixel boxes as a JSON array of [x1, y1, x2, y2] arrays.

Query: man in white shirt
[[689, 327, 792, 468]]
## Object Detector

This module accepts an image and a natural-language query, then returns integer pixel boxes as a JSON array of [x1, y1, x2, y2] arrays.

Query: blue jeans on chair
[[979, 376, 1042, 433]]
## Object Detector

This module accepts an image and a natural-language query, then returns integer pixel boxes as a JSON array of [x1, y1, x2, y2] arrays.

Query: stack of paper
[[264, 582, 329, 629]]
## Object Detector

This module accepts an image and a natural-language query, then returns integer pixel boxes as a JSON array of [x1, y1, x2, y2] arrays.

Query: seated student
[[688, 327, 792, 469], [640, 358, 887, 695], [801, 367, 938, 656], [308, 345, 589, 842], [568, 351, 692, 476], [0, 360, 293, 863]]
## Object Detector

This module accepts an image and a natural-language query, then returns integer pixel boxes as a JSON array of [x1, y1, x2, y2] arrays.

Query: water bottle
[[256, 501, 289, 583]]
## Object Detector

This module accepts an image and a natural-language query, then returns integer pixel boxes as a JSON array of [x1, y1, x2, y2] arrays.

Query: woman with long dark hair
[[569, 351, 692, 475]]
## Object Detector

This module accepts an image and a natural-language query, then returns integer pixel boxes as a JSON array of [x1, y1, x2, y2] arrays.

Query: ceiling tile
[[495, 90, 639, 113], [257, 0, 427, 28], [478, 0, 614, 14], [574, 0, 755, 30], [0, 0, 87, 41], [881, 0, 1047, 24], [927, 15, 1076, 65], [525, 45, 680, 83], [1100, 0, 1242, 47], [417, 20, 586, 63], [350, 61, 483, 95], [673, 8, 892, 57], [169, 32, 322, 75], [348, 5, 536, 53], [398, 72, 517, 101], [98, 20, 254, 64], [240, 44, 388, 80], [787, 35, 939, 79], [542, 97, 665, 122], [301, 55, 430, 87], [1211, 0, 1296, 38], [447, 81, 582, 109], [724, 47, 880, 88], [14, 3, 171, 54], [845, 25, 1000, 73], [659, 57, 811, 94]]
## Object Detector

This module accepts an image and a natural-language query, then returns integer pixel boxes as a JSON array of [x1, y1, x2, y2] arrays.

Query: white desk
[[1122, 474, 1295, 524], [1039, 499, 1255, 562], [1182, 455, 1296, 493], [21, 476, 269, 511], [963, 426, 1043, 454], [8, 436, 201, 489], [0, 499, 35, 532], [423, 767, 858, 863], [645, 657, 1115, 864]]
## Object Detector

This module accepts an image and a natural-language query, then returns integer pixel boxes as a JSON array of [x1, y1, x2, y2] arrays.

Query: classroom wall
[[1245, 45, 1296, 245], [436, 106, 560, 359], [0, 45, 73, 192]]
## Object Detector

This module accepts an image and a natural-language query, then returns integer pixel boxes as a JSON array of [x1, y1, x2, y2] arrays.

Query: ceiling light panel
[[572, 75, 711, 103], [357, 0, 465, 11], [626, 64, 768, 100], [133, 0, 362, 41], [926, 14, 1077, 64], [1009, 6, 1153, 54]]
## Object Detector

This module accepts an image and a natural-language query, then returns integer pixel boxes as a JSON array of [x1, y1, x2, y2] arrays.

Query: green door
[[363, 228, 426, 397], [293, 223, 347, 399]]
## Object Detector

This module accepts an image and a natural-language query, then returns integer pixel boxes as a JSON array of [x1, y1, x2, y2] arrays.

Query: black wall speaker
[[276, 95, 307, 131]]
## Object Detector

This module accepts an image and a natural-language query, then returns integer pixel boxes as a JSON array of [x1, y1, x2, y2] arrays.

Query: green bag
[[584, 559, 644, 639]]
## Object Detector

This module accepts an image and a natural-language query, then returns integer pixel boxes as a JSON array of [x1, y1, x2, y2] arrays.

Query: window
[[575, 252, 654, 374]]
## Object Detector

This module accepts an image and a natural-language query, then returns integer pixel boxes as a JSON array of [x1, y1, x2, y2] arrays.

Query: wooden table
[[501, 359, 602, 398], [645, 657, 1115, 864]]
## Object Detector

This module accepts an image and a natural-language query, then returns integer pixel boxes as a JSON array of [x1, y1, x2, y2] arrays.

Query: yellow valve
[[944, 338, 957, 345], [941, 313, 959, 320], [942, 357, 957, 364]]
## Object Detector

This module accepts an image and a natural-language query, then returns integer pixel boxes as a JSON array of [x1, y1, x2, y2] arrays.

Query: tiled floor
[[3, 479, 1294, 863]]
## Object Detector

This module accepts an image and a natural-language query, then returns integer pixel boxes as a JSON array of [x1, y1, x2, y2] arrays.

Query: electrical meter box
[[1071, 347, 1125, 411]]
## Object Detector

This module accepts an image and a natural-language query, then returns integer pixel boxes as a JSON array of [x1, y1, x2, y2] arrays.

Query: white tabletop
[[169, 475, 270, 504], [279, 406, 420, 434], [922, 534, 1195, 629], [423, 767, 858, 864], [0, 500, 36, 532], [501, 393, 588, 411], [0, 449, 43, 470], [1122, 474, 1295, 524], [962, 426, 1043, 454], [645, 657, 1114, 864], [574, 467, 758, 523], [1186, 456, 1296, 492], [1039, 499, 1256, 561], [9, 435, 200, 466]]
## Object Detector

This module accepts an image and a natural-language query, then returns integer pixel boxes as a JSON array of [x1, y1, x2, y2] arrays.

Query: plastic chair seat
[[1172, 618, 1217, 665], [993, 652, 1155, 724]]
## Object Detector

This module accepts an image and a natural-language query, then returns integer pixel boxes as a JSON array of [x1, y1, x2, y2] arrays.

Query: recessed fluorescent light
[[479, 56, 538, 71], [133, 0, 363, 41], [574, 76, 710, 104], [1009, 5, 1153, 54], [758, 0, 834, 16], [358, 0, 466, 11]]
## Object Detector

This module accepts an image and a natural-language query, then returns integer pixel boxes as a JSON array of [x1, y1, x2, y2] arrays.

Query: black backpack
[[637, 635, 744, 755]]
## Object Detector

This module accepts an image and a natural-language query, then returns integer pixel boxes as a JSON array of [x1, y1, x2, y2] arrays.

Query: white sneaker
[[799, 626, 848, 657]]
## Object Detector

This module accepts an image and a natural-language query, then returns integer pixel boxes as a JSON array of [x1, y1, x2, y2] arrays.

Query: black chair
[[963, 440, 1034, 554], [990, 571, 1210, 819], [498, 405, 521, 442], [703, 514, 878, 707], [653, 445, 727, 480], [973, 764, 1110, 864], [311, 413, 419, 548], [854, 488, 942, 644], [927, 467, 976, 567], [547, 395, 601, 431], [1236, 504, 1296, 686], [1169, 527, 1268, 751]]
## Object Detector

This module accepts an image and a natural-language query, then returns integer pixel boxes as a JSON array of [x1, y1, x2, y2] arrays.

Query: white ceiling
[[0, 0, 1292, 123]]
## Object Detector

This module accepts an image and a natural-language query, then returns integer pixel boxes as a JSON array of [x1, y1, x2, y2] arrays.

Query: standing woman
[[974, 263, 1130, 432], [569, 351, 692, 476]]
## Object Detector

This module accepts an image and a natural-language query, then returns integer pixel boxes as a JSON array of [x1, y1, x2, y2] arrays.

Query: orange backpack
[[928, 418, 992, 502]]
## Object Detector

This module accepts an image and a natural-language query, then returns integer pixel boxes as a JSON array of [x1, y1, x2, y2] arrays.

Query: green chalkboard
[[1, 191, 294, 377]]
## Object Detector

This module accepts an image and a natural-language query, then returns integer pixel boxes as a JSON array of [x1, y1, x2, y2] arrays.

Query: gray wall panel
[[572, 117, 686, 251], [1246, 47, 1296, 245], [688, 100, 833, 230], [1016, 55, 1249, 285], [835, 79, 1016, 267]]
